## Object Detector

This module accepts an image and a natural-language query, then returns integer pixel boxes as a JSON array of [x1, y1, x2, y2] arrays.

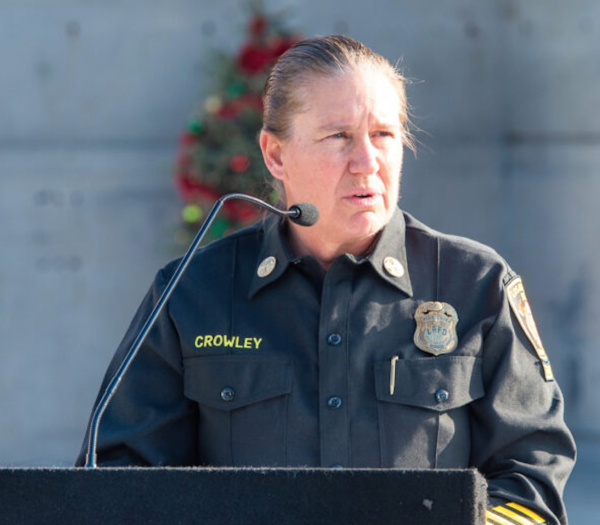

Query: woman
[[78, 36, 575, 525]]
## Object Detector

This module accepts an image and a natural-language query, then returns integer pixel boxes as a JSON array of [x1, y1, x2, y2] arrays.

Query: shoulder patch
[[506, 277, 554, 382]]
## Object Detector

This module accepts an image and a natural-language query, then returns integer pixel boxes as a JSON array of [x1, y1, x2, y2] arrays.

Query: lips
[[347, 186, 380, 198], [345, 188, 382, 207]]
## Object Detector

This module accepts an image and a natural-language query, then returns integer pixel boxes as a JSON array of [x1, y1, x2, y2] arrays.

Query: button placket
[[318, 265, 352, 468]]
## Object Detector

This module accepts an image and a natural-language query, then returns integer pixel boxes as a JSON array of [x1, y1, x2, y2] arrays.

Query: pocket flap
[[375, 356, 484, 411], [183, 355, 293, 411]]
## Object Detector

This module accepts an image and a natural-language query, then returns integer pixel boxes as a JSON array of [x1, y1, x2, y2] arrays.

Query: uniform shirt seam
[[345, 272, 354, 466]]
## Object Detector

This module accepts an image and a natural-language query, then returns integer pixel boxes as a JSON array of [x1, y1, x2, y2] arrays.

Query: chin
[[355, 209, 388, 230], [347, 216, 386, 241]]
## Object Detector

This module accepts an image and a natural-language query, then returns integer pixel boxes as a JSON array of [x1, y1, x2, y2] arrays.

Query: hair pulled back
[[262, 35, 414, 151]]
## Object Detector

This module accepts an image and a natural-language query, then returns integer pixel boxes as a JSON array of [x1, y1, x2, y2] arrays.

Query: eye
[[374, 130, 395, 138], [330, 132, 348, 139]]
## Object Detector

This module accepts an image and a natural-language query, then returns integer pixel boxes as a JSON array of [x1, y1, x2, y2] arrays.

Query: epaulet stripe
[[494, 506, 536, 525], [506, 502, 546, 523], [486, 503, 547, 525], [486, 510, 517, 525]]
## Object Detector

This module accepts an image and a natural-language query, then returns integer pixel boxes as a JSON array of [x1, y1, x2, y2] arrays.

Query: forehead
[[295, 66, 402, 127]]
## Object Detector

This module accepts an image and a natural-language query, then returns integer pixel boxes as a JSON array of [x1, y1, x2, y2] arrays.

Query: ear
[[260, 129, 286, 181]]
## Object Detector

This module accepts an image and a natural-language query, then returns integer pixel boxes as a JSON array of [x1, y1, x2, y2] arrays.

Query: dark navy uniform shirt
[[78, 207, 575, 525]]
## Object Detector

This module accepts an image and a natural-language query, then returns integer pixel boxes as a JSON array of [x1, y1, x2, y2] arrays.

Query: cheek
[[290, 152, 339, 190], [384, 151, 403, 183]]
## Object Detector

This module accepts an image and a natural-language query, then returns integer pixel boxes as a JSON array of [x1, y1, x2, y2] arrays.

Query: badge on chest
[[414, 301, 459, 356]]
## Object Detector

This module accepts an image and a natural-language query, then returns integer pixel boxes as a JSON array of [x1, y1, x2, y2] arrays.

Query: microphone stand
[[85, 193, 301, 467]]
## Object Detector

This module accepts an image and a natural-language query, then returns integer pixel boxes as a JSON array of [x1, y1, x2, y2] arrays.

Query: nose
[[348, 135, 379, 175]]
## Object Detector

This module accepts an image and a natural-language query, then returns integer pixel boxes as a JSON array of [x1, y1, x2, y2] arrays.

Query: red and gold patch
[[506, 277, 554, 382]]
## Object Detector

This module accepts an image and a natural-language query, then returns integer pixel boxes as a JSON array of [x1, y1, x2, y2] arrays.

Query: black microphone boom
[[85, 193, 318, 467]]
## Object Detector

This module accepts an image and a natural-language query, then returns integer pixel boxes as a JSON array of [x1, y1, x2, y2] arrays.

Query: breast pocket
[[183, 355, 293, 466], [374, 355, 484, 468]]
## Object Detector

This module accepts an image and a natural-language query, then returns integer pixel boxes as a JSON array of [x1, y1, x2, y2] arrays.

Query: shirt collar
[[248, 217, 296, 298], [366, 206, 413, 297], [248, 206, 413, 298]]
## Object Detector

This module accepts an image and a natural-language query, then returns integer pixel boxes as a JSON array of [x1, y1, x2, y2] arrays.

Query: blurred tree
[[174, 3, 300, 243]]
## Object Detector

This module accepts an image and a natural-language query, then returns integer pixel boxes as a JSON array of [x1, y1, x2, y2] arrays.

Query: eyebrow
[[316, 122, 351, 132], [316, 120, 399, 132]]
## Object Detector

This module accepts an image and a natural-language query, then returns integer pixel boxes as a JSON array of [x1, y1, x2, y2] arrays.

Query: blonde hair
[[262, 35, 414, 151]]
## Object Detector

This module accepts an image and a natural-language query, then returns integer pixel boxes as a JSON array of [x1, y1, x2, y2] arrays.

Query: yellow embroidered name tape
[[195, 334, 263, 350]]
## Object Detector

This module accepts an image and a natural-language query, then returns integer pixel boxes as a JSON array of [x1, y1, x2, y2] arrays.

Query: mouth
[[350, 186, 379, 198], [346, 190, 382, 206]]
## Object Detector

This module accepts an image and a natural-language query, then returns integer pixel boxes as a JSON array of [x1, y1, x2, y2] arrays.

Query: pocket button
[[435, 389, 449, 403], [220, 387, 235, 402]]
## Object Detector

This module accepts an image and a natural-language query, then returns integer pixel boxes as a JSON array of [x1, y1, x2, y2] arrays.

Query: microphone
[[288, 202, 319, 227], [84, 193, 318, 467]]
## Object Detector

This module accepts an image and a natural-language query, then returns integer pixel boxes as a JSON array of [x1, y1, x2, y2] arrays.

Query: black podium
[[0, 467, 487, 524]]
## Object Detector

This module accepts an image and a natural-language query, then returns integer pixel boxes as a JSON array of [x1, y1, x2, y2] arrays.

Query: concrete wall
[[1, 0, 598, 467]]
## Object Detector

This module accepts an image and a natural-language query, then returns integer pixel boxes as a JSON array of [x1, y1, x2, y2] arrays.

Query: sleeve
[[469, 270, 576, 525], [75, 267, 199, 466]]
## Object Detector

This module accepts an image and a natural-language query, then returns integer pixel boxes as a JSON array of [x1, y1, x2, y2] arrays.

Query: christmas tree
[[173, 5, 300, 243]]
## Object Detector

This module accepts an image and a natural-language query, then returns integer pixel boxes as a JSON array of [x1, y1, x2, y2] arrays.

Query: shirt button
[[327, 396, 342, 410], [327, 333, 342, 346], [435, 389, 449, 403], [220, 387, 235, 402]]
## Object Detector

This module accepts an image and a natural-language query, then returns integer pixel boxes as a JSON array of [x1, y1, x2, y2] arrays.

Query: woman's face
[[263, 66, 405, 259]]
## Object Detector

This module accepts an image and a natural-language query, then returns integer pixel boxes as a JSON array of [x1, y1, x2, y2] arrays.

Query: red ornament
[[178, 130, 200, 146], [269, 35, 300, 60], [237, 43, 272, 74], [217, 100, 240, 120], [217, 94, 262, 120], [229, 154, 251, 173], [175, 175, 220, 203]]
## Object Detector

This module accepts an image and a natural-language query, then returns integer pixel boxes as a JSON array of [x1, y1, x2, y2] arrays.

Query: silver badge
[[414, 301, 459, 356]]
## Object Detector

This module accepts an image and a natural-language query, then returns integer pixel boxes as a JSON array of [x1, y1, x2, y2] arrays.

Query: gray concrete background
[[1, 0, 598, 520]]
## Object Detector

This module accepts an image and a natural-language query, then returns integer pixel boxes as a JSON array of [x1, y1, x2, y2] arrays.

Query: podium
[[0, 467, 487, 524]]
